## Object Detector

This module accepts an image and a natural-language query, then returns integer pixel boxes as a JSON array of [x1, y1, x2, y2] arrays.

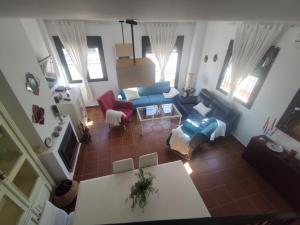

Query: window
[[142, 36, 184, 87], [217, 40, 279, 108], [53, 36, 108, 83]]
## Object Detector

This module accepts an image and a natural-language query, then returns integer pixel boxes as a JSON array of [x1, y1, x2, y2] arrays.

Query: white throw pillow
[[123, 88, 140, 100], [163, 87, 180, 98], [193, 102, 211, 116]]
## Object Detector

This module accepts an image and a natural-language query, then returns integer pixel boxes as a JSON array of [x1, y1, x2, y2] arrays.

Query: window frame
[[216, 40, 280, 108], [53, 36, 108, 83], [141, 36, 184, 88]]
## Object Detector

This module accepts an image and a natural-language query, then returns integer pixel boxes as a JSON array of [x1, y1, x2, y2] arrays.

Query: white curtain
[[230, 23, 283, 99], [145, 23, 177, 81], [53, 20, 94, 101]]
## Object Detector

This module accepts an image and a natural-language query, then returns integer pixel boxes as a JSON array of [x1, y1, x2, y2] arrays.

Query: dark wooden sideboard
[[243, 135, 300, 211]]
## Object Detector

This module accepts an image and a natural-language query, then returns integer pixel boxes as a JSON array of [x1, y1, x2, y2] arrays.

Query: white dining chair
[[112, 158, 134, 173], [139, 152, 158, 168]]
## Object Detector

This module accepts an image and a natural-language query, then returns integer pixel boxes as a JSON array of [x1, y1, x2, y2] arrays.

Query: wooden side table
[[182, 88, 195, 97], [243, 135, 300, 211]]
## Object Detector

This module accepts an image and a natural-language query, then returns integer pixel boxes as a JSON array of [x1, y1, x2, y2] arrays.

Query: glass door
[[0, 117, 39, 205], [0, 187, 28, 225], [0, 119, 24, 179]]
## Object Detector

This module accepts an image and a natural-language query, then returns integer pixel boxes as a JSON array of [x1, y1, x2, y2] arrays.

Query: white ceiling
[[1, 0, 300, 22]]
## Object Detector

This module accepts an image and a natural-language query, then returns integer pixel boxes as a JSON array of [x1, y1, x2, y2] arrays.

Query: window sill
[[87, 78, 108, 82]]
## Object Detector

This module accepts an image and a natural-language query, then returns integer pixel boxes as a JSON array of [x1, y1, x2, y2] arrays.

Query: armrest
[[178, 96, 198, 104], [114, 100, 133, 109]]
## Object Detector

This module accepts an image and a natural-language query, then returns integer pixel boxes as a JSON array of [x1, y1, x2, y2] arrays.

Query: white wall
[[195, 21, 300, 157], [21, 18, 49, 61], [0, 18, 58, 147], [45, 21, 204, 106]]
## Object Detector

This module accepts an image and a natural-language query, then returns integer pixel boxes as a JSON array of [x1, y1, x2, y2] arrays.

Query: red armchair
[[97, 90, 134, 125]]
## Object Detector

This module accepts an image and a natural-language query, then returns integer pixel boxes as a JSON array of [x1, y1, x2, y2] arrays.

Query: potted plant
[[127, 168, 158, 210]]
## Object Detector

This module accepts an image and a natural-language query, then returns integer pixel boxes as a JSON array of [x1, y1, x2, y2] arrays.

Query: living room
[[0, 1, 300, 225]]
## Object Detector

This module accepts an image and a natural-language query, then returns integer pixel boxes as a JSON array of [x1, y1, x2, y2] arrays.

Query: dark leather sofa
[[175, 89, 239, 135]]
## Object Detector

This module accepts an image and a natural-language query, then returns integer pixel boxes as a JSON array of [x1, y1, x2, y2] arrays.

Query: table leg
[[140, 121, 143, 136]]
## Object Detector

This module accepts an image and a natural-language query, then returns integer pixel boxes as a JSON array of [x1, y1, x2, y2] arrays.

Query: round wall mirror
[[213, 54, 218, 62], [204, 55, 208, 63], [25, 73, 40, 96]]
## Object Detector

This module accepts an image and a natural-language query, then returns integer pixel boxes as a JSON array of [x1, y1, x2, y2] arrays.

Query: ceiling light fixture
[[116, 19, 155, 89]]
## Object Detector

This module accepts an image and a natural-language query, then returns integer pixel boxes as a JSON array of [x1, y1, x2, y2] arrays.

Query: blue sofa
[[119, 81, 177, 108]]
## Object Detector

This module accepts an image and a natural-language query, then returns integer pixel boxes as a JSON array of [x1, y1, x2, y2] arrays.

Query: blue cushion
[[154, 81, 171, 93], [148, 94, 175, 105], [181, 126, 197, 139], [186, 113, 205, 123], [138, 82, 170, 96], [131, 96, 151, 108], [182, 119, 202, 133], [181, 117, 218, 139], [201, 119, 218, 138]]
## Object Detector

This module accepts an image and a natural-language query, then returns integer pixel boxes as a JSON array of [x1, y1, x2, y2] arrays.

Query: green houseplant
[[127, 168, 158, 210]]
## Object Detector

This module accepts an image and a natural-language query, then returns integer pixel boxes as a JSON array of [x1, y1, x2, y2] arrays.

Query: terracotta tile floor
[[74, 107, 295, 216]]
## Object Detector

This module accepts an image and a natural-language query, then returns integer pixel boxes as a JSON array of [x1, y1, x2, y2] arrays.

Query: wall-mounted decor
[[204, 55, 208, 63], [277, 88, 300, 142], [213, 54, 218, 62], [52, 131, 59, 138], [44, 137, 53, 148], [262, 117, 277, 136], [32, 104, 45, 125], [25, 73, 40, 96], [39, 55, 58, 90]]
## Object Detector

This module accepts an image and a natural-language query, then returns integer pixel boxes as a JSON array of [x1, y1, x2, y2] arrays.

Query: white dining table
[[73, 160, 210, 225]]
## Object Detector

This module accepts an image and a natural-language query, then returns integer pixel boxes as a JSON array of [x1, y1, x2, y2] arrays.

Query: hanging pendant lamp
[[115, 20, 133, 58], [116, 19, 155, 89]]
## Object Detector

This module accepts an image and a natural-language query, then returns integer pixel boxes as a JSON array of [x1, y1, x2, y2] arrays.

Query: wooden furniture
[[73, 161, 210, 225], [0, 103, 53, 225], [57, 87, 87, 138], [243, 135, 300, 211]]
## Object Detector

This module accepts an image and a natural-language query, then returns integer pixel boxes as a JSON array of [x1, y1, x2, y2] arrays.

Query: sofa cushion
[[193, 102, 211, 116], [154, 81, 171, 93], [186, 113, 205, 123], [131, 96, 151, 107], [123, 88, 140, 100], [209, 99, 234, 120], [147, 94, 174, 105], [199, 89, 213, 107], [138, 81, 171, 96]]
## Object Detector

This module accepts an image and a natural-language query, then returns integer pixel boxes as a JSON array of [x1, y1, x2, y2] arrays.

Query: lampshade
[[184, 73, 195, 90], [115, 43, 133, 57], [116, 58, 155, 89]]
